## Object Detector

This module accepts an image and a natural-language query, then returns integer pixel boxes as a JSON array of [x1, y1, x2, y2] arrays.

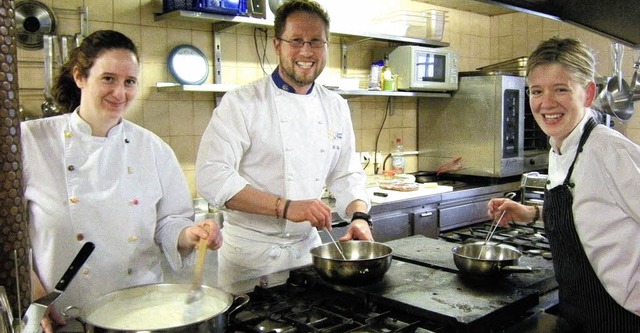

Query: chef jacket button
[[127, 268, 133, 275], [76, 233, 84, 241], [315, 178, 320, 181], [67, 165, 75, 171], [64, 131, 73, 138], [128, 235, 138, 242], [69, 197, 79, 204], [131, 199, 139, 205], [81, 268, 89, 276], [320, 149, 325, 153]]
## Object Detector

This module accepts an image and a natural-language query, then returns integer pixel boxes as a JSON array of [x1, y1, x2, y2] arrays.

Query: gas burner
[[228, 271, 444, 333]]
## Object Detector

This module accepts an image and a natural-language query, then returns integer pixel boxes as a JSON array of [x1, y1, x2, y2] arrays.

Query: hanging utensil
[[15, 0, 57, 50], [606, 42, 634, 120], [59, 35, 69, 65], [21, 242, 95, 333], [41, 35, 58, 117], [630, 50, 640, 102]]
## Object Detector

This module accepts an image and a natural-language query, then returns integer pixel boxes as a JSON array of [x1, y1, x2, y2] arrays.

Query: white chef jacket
[[196, 75, 369, 285], [547, 112, 640, 316], [21, 110, 195, 310]]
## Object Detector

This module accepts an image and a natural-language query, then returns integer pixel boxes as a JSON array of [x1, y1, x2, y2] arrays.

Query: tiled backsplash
[[16, 0, 640, 197]]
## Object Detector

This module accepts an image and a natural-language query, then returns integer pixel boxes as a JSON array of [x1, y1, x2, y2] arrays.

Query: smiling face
[[74, 48, 139, 135], [527, 63, 596, 149], [274, 11, 327, 94]]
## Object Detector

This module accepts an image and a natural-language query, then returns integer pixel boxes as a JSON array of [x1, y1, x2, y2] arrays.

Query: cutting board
[[368, 185, 453, 203]]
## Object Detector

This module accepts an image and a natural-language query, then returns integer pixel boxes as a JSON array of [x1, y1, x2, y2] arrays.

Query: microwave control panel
[[502, 89, 520, 158]]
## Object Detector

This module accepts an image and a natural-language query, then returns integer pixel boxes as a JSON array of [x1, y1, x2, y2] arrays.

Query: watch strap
[[351, 212, 373, 229]]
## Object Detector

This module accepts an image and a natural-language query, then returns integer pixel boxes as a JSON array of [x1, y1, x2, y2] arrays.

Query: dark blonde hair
[[273, 0, 330, 39], [526, 37, 596, 87], [51, 30, 139, 113]]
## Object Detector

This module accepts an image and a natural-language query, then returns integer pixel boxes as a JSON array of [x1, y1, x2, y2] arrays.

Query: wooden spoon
[[186, 224, 209, 304]]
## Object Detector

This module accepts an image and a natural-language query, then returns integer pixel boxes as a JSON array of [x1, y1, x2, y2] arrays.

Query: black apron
[[543, 118, 640, 332]]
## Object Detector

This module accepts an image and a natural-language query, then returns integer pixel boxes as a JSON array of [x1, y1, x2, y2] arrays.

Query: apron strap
[[563, 117, 598, 187]]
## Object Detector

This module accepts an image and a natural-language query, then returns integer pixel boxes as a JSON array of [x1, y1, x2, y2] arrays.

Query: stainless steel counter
[[328, 180, 521, 223]]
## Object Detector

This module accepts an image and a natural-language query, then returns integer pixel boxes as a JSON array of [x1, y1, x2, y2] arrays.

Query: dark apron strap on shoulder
[[563, 117, 598, 186]]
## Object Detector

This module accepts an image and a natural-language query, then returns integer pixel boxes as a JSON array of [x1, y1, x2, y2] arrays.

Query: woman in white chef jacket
[[487, 37, 640, 331], [20, 30, 222, 333]]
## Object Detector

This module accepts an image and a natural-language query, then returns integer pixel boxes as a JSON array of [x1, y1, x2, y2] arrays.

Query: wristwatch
[[351, 212, 373, 229]]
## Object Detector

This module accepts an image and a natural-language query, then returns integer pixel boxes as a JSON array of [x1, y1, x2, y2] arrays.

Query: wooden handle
[[192, 224, 210, 287]]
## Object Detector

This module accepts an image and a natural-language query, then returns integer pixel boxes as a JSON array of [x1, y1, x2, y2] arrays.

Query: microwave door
[[415, 53, 446, 83]]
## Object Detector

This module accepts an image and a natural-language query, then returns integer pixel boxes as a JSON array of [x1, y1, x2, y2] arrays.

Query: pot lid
[[15, 0, 57, 50]]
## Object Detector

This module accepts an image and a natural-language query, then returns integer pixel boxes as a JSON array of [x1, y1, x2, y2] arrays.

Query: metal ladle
[[630, 50, 640, 102], [606, 42, 634, 120]]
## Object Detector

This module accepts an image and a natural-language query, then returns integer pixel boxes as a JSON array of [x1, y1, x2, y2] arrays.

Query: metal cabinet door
[[413, 205, 438, 238], [372, 211, 411, 242]]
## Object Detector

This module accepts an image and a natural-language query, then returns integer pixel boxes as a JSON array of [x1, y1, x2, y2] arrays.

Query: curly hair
[[273, 0, 330, 39], [51, 30, 139, 113]]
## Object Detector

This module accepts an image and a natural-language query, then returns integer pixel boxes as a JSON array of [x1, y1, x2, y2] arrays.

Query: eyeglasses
[[526, 86, 574, 99], [277, 38, 327, 49]]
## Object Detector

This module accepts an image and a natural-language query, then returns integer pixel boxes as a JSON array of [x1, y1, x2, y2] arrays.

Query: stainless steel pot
[[310, 241, 393, 284], [69, 283, 248, 333], [451, 243, 532, 276]]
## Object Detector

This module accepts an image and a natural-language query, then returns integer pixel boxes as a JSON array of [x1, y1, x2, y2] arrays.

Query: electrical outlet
[[359, 152, 371, 164]]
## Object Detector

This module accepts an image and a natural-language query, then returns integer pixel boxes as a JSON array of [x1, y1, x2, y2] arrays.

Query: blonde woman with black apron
[[544, 118, 640, 331]]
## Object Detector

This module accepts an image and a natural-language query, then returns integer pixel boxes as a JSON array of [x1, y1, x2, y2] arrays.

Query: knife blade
[[21, 242, 95, 333]]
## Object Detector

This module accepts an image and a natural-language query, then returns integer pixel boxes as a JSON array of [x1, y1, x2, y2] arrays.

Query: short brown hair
[[273, 0, 330, 39]]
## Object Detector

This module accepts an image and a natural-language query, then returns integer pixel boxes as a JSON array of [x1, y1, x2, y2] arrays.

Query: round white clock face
[[168, 45, 209, 85]]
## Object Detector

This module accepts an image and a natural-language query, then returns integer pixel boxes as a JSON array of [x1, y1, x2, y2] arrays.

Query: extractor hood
[[478, 0, 640, 48], [413, 0, 640, 48]]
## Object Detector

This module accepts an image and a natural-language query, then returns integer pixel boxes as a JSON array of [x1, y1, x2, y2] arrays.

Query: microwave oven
[[417, 73, 525, 178], [387, 45, 458, 92]]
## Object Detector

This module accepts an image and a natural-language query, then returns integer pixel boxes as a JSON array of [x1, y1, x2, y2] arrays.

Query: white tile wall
[[16, 0, 639, 197]]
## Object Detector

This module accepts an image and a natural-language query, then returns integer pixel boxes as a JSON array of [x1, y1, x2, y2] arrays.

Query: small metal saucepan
[[451, 243, 532, 276], [310, 241, 393, 284]]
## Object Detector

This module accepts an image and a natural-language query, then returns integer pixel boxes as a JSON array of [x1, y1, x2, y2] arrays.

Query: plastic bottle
[[391, 138, 405, 174], [368, 60, 384, 91], [381, 55, 394, 91]]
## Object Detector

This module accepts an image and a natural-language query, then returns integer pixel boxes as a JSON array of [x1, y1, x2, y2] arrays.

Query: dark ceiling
[[413, 0, 640, 48], [478, 0, 640, 48]]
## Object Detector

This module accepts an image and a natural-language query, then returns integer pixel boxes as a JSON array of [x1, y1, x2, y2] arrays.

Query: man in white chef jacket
[[196, 0, 372, 288]]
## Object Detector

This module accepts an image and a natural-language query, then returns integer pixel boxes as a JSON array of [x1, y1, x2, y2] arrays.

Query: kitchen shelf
[[155, 82, 452, 98], [154, 10, 449, 47], [154, 10, 450, 98]]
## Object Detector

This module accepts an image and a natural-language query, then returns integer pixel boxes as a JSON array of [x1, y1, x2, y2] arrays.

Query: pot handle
[[60, 305, 80, 321], [500, 265, 534, 273], [227, 294, 250, 320]]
